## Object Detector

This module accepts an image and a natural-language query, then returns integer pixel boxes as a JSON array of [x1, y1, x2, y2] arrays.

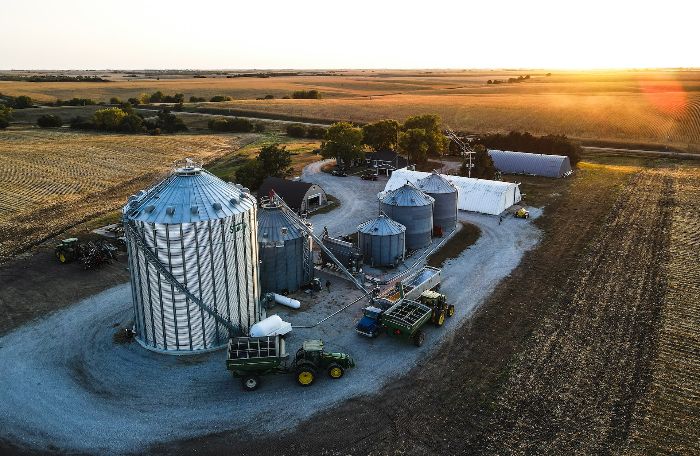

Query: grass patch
[[310, 194, 340, 215], [427, 222, 481, 267]]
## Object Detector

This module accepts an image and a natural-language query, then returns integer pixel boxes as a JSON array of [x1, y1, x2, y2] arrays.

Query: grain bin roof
[[125, 165, 254, 224], [488, 150, 572, 178], [357, 214, 406, 236], [258, 177, 316, 211], [416, 171, 457, 194], [378, 182, 434, 207], [258, 204, 306, 244]]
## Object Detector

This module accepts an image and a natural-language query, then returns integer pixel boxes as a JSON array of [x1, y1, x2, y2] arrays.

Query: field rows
[[625, 168, 700, 455]]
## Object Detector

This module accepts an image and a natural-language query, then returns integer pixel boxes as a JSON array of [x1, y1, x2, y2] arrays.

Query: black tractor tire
[[295, 363, 317, 387], [447, 304, 456, 317], [435, 311, 446, 327], [327, 363, 345, 379], [241, 375, 261, 392], [412, 329, 426, 347]]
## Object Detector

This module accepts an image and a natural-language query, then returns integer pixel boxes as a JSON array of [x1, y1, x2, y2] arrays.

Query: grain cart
[[355, 299, 434, 347], [226, 336, 355, 391]]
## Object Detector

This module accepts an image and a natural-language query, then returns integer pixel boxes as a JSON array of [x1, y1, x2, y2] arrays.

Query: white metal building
[[385, 168, 521, 216]]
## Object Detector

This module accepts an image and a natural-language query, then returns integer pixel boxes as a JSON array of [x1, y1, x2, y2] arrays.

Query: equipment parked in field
[[226, 336, 355, 391]]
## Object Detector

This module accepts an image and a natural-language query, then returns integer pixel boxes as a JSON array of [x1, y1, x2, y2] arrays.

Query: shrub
[[306, 125, 327, 139], [254, 122, 266, 133], [37, 114, 63, 128], [207, 117, 254, 133], [291, 90, 321, 99], [13, 95, 33, 109], [189, 96, 206, 103], [286, 123, 307, 138], [109, 97, 121, 104], [210, 95, 233, 102]]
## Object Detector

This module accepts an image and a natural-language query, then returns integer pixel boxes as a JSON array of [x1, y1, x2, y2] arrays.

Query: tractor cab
[[295, 339, 324, 363]]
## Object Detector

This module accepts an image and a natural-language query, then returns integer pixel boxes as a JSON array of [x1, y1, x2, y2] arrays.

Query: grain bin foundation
[[123, 161, 261, 354]]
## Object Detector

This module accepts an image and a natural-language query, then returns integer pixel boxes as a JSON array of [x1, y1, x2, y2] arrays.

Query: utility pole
[[445, 127, 474, 178]]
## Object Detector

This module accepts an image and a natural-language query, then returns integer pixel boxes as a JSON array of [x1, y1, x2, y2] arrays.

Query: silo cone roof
[[125, 166, 255, 224], [357, 214, 406, 236], [379, 182, 434, 207], [258, 205, 305, 244], [417, 172, 457, 194]]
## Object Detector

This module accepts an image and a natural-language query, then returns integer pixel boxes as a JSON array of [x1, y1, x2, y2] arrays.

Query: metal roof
[[416, 171, 457, 194], [378, 182, 434, 207], [488, 150, 572, 178], [124, 165, 255, 224], [257, 177, 318, 211], [357, 214, 406, 236], [258, 204, 306, 244]]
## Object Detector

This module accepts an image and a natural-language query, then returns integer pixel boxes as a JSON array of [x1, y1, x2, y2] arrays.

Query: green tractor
[[419, 290, 455, 327], [54, 238, 80, 264]]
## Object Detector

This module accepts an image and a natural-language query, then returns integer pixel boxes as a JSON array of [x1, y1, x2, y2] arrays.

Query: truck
[[226, 336, 355, 391], [355, 299, 433, 346]]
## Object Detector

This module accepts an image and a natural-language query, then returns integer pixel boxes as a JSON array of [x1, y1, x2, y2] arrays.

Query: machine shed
[[258, 177, 327, 213], [488, 150, 573, 178]]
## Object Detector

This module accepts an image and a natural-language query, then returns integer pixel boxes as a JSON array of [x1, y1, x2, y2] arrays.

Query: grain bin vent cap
[[124, 166, 254, 224], [417, 171, 457, 194], [357, 214, 406, 236], [378, 182, 434, 207]]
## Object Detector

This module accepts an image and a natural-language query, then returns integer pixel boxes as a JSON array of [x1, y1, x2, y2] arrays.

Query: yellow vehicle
[[515, 208, 530, 219]]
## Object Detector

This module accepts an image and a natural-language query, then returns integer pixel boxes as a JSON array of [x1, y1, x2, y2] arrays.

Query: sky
[[0, 0, 697, 70]]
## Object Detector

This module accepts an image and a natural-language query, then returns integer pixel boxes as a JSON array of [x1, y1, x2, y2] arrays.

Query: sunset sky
[[1, 0, 696, 70]]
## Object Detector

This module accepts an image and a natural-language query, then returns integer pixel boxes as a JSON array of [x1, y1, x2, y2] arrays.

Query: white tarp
[[385, 168, 521, 216]]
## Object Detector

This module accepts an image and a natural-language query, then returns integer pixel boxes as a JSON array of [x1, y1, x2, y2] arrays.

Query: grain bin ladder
[[122, 217, 240, 336]]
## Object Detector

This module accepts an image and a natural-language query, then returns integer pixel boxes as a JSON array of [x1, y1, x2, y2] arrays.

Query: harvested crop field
[[0, 130, 250, 260], [156, 161, 700, 455]]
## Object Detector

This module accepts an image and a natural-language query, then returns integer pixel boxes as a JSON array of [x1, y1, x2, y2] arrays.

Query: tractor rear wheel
[[296, 363, 317, 387], [435, 311, 446, 327], [412, 329, 425, 347], [241, 375, 261, 392], [327, 363, 344, 379], [447, 304, 455, 317]]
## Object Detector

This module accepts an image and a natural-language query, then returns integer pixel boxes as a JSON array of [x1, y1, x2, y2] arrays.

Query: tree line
[[475, 131, 581, 165]]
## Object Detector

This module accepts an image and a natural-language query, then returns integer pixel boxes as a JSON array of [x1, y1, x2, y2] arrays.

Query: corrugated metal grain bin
[[123, 161, 260, 354], [379, 182, 434, 250], [357, 214, 406, 267], [416, 171, 458, 233], [257, 203, 313, 294]]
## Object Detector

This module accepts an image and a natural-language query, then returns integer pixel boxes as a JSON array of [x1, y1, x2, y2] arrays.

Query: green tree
[[13, 95, 33, 109], [319, 122, 364, 166], [257, 144, 293, 178], [398, 128, 430, 165], [461, 144, 496, 179], [402, 114, 448, 157], [362, 119, 400, 151], [109, 97, 121, 104], [36, 114, 63, 128], [118, 113, 145, 133], [286, 123, 307, 138], [93, 108, 128, 130], [156, 109, 187, 133], [149, 91, 165, 103], [0, 105, 12, 129]]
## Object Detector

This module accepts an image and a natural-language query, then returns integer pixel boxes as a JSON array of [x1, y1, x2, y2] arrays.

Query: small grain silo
[[379, 182, 434, 250], [123, 160, 261, 354], [416, 171, 458, 233], [257, 203, 313, 294], [357, 214, 406, 267]]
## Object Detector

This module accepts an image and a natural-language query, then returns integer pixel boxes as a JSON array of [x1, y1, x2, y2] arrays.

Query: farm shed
[[258, 177, 327, 213], [488, 150, 572, 178], [385, 168, 521, 216]]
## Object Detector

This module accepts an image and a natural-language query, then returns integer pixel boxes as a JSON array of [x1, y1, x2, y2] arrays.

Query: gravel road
[[0, 162, 541, 455]]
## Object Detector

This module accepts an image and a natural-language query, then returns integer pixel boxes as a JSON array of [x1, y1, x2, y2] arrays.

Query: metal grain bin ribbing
[[488, 150, 572, 178], [378, 183, 434, 250], [257, 204, 313, 294], [123, 163, 260, 354], [357, 214, 406, 267], [416, 172, 458, 233]]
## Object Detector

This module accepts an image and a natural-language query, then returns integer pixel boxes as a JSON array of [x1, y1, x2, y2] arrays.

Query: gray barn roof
[[258, 177, 320, 211], [357, 214, 406, 235], [488, 150, 572, 178]]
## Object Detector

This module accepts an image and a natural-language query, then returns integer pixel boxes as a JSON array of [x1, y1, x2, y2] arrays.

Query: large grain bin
[[357, 214, 406, 267], [416, 171, 458, 233], [379, 182, 434, 250], [257, 203, 313, 294], [123, 161, 261, 354]]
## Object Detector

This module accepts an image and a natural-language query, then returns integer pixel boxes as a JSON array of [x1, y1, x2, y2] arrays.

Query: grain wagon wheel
[[412, 329, 426, 347], [241, 375, 261, 392]]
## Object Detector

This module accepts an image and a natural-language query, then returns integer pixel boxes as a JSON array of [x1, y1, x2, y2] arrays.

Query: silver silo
[[123, 160, 261, 354], [257, 203, 313, 294], [379, 182, 434, 250], [357, 214, 406, 267], [416, 171, 458, 233]]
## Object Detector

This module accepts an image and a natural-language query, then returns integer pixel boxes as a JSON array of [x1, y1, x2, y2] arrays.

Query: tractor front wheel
[[241, 375, 261, 392], [435, 311, 446, 327], [412, 329, 425, 347], [447, 305, 455, 317], [327, 363, 345, 379], [296, 364, 317, 387]]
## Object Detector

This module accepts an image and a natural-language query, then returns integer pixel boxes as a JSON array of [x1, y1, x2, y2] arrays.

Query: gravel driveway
[[0, 161, 541, 455]]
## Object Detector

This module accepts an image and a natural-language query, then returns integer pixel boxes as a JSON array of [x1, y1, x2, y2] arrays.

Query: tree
[[210, 95, 233, 102], [463, 144, 496, 179], [286, 124, 307, 138], [37, 114, 63, 128], [234, 144, 293, 190], [319, 122, 364, 165], [398, 128, 430, 165], [208, 117, 254, 133], [155, 109, 187, 133], [109, 97, 121, 104], [118, 113, 145, 133], [93, 108, 128, 130], [362, 119, 400, 151], [402, 114, 447, 157], [149, 91, 165, 103], [0, 105, 12, 129], [306, 125, 326, 139], [13, 95, 33, 109]]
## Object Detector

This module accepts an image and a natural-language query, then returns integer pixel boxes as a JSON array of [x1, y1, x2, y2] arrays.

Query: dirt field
[[2, 70, 699, 149], [145, 160, 699, 455]]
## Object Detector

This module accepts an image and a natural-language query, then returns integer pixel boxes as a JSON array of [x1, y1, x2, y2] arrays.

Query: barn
[[257, 177, 327, 213], [488, 150, 573, 178], [385, 168, 521, 216]]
